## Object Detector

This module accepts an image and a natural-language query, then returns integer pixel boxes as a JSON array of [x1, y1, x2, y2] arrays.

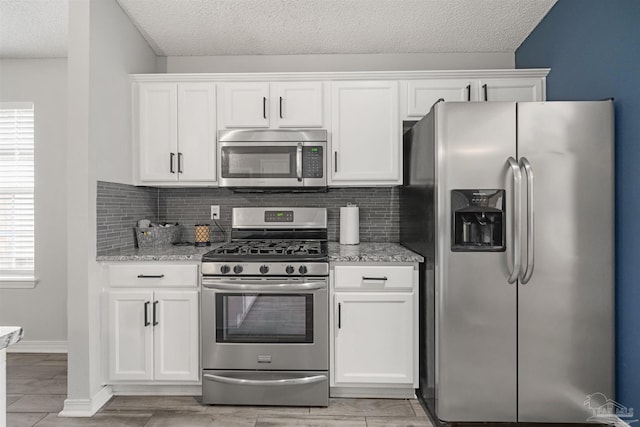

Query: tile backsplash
[[97, 181, 399, 253], [159, 187, 399, 243], [96, 181, 158, 254]]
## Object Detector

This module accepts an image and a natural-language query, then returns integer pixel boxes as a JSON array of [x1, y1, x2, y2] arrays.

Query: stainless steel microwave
[[218, 129, 327, 189]]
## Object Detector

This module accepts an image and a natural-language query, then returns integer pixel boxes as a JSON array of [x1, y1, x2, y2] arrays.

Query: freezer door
[[517, 101, 615, 422], [435, 102, 518, 422]]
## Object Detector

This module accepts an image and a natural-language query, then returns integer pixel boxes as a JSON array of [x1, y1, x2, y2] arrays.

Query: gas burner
[[208, 240, 325, 258]]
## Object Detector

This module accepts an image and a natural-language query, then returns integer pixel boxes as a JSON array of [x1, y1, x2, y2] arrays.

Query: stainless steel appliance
[[401, 101, 615, 423], [218, 129, 327, 189], [201, 207, 329, 406]]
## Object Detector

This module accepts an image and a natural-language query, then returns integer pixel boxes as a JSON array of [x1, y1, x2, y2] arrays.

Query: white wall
[[163, 52, 514, 73], [0, 59, 68, 350], [65, 0, 156, 414]]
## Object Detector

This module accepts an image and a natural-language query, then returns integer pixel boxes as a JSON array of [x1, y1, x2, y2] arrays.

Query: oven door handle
[[202, 281, 327, 291], [203, 373, 327, 386]]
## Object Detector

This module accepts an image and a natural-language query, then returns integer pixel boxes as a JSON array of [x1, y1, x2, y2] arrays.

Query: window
[[0, 102, 36, 287]]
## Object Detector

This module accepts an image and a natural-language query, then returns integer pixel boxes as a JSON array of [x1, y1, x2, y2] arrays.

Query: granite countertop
[[96, 243, 225, 262], [96, 242, 423, 263], [328, 242, 424, 263], [0, 326, 23, 351]]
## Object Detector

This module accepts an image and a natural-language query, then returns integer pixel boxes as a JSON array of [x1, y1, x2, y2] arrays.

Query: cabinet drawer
[[334, 265, 413, 290], [109, 264, 198, 287]]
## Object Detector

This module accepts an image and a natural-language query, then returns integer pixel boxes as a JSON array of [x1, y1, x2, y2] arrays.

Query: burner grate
[[210, 240, 325, 257]]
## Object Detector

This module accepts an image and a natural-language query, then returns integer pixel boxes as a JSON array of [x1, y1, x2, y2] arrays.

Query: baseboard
[[59, 385, 113, 417], [330, 386, 416, 399], [110, 384, 201, 396], [6, 340, 67, 353]]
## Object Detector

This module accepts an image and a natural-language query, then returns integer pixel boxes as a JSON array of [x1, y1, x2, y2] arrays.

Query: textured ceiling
[[0, 0, 556, 59], [116, 0, 557, 56]]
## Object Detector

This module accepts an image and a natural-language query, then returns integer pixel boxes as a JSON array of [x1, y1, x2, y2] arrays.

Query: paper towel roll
[[340, 204, 360, 245]]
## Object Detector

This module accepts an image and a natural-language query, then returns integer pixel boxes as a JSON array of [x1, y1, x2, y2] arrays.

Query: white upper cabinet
[[403, 77, 546, 118], [218, 82, 324, 129], [137, 82, 217, 184], [138, 83, 178, 182], [404, 79, 474, 118], [132, 69, 548, 187], [272, 82, 324, 128], [330, 81, 400, 185], [217, 83, 270, 128], [477, 78, 545, 102], [177, 83, 217, 182]]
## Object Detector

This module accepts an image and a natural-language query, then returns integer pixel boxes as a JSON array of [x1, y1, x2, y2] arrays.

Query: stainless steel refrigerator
[[400, 101, 615, 423]]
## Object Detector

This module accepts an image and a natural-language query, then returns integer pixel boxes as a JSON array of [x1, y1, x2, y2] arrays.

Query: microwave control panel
[[302, 146, 324, 178]]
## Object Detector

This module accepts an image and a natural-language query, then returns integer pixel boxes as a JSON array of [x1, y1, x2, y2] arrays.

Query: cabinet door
[[153, 290, 199, 381], [139, 83, 178, 182], [177, 83, 217, 182], [334, 292, 414, 384], [218, 83, 269, 128], [478, 78, 544, 102], [272, 82, 324, 128], [331, 81, 400, 185], [405, 79, 473, 118], [108, 290, 154, 381]]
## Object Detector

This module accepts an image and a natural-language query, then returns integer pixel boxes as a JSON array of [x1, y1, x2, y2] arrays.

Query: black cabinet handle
[[466, 84, 471, 101], [483, 84, 488, 101], [137, 274, 165, 279], [362, 276, 388, 281], [178, 152, 183, 173], [279, 97, 283, 119], [170, 153, 175, 173], [153, 301, 159, 326], [338, 302, 342, 329], [144, 301, 150, 326], [334, 152, 338, 173], [263, 97, 267, 119]]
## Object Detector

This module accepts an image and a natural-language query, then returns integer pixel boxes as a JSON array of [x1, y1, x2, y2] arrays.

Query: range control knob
[[233, 265, 243, 274], [259, 265, 270, 274], [285, 265, 295, 275], [220, 265, 230, 274], [299, 265, 308, 275]]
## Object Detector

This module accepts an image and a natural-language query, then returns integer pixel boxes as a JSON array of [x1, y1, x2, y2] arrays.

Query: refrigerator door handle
[[507, 157, 522, 284], [519, 157, 535, 284]]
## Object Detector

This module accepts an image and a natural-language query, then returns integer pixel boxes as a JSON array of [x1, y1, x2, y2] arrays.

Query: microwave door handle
[[296, 143, 303, 182]]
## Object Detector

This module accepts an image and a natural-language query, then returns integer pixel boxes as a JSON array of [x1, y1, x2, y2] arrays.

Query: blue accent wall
[[516, 0, 640, 409]]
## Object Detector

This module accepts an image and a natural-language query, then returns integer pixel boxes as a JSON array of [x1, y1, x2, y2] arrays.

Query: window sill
[[0, 277, 39, 289]]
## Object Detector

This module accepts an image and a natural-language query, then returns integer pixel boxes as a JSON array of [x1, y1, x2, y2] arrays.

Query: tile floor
[[6, 353, 433, 427]]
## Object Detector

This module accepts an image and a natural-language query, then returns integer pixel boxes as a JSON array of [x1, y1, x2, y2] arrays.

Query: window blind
[[0, 103, 34, 278]]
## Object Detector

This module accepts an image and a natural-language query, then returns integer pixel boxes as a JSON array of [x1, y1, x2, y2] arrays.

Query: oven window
[[216, 293, 313, 343], [221, 146, 296, 178]]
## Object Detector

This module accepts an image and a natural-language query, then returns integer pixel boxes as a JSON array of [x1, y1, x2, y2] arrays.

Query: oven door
[[218, 141, 326, 188], [201, 276, 328, 371]]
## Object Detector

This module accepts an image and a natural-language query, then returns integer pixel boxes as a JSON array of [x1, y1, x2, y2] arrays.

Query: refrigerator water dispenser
[[451, 189, 505, 251]]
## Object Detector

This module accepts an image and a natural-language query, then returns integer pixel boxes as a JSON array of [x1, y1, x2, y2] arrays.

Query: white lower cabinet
[[108, 289, 199, 382], [334, 292, 414, 384], [331, 263, 418, 397]]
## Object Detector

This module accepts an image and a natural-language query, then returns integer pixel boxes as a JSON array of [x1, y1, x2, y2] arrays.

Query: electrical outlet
[[211, 205, 220, 220]]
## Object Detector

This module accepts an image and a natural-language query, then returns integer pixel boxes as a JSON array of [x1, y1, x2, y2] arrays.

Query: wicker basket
[[135, 226, 181, 248]]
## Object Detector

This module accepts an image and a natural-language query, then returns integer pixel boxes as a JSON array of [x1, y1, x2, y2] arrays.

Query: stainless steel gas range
[[201, 207, 329, 407]]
